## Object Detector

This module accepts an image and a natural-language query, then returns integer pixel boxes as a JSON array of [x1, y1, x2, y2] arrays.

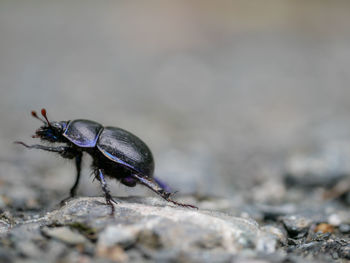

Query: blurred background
[[1, 0, 350, 205]]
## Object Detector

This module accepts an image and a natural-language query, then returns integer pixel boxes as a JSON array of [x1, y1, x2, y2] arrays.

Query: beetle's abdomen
[[63, 119, 103, 148], [97, 127, 154, 176]]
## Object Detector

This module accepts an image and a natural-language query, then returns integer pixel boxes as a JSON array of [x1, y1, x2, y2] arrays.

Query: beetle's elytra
[[16, 109, 196, 214]]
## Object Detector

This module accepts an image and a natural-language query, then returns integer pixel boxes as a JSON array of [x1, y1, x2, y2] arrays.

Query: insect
[[15, 109, 197, 213]]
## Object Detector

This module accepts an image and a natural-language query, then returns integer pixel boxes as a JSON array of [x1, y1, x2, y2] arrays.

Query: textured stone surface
[[0, 197, 263, 262], [2, 195, 350, 262], [50, 197, 260, 252]]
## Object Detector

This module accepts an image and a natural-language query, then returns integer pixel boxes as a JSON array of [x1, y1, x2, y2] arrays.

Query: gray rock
[[339, 224, 350, 234], [281, 215, 312, 238], [287, 236, 350, 261], [257, 225, 287, 253], [0, 197, 264, 262], [0, 247, 14, 263], [48, 197, 260, 254], [97, 225, 137, 248], [16, 240, 42, 258], [41, 226, 88, 245], [0, 212, 13, 236], [4, 194, 350, 261]]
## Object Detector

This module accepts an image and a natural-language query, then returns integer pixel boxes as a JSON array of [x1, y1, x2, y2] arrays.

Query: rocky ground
[[2, 151, 350, 263]]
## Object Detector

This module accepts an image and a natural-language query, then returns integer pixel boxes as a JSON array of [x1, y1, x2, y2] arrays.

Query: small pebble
[[339, 224, 350, 234], [41, 226, 88, 245], [314, 223, 334, 234], [328, 214, 342, 226], [281, 215, 312, 238]]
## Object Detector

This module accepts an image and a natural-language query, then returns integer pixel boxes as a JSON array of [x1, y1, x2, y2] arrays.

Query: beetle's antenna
[[41, 108, 52, 127], [31, 110, 46, 124]]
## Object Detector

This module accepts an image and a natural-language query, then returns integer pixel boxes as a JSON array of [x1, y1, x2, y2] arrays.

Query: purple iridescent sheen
[[154, 177, 171, 192]]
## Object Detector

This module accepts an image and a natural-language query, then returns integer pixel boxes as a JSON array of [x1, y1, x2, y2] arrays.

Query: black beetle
[[16, 109, 196, 213]]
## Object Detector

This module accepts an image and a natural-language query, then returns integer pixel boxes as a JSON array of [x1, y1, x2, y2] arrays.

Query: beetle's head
[[31, 109, 67, 143]]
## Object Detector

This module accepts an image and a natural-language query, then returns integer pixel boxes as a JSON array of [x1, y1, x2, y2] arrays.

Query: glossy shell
[[97, 127, 154, 176], [63, 119, 103, 148]]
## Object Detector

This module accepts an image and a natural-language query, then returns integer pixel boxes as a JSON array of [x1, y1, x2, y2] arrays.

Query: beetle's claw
[[14, 141, 29, 147], [106, 197, 119, 216], [169, 191, 178, 198], [106, 199, 115, 215], [159, 190, 197, 209], [59, 197, 72, 207], [166, 198, 198, 209], [161, 190, 177, 199]]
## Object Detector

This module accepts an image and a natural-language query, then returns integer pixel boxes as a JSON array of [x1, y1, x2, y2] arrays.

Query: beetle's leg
[[154, 177, 172, 192], [15, 142, 67, 153], [14, 142, 78, 159], [15, 141, 85, 204], [69, 152, 83, 197], [131, 174, 198, 209], [96, 169, 118, 215]]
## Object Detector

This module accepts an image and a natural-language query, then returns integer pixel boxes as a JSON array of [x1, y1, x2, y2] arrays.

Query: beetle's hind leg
[[154, 177, 171, 192], [95, 169, 118, 215], [131, 174, 197, 209]]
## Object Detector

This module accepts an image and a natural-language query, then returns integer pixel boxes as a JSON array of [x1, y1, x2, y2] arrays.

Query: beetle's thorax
[[62, 119, 103, 148]]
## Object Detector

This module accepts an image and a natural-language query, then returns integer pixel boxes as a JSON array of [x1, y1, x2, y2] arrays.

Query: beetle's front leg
[[60, 153, 83, 205], [15, 141, 78, 159], [16, 141, 84, 205], [131, 174, 197, 209], [69, 153, 82, 197]]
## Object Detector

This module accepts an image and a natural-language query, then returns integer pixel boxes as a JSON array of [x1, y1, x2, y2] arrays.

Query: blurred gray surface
[[1, 1, 350, 198]]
